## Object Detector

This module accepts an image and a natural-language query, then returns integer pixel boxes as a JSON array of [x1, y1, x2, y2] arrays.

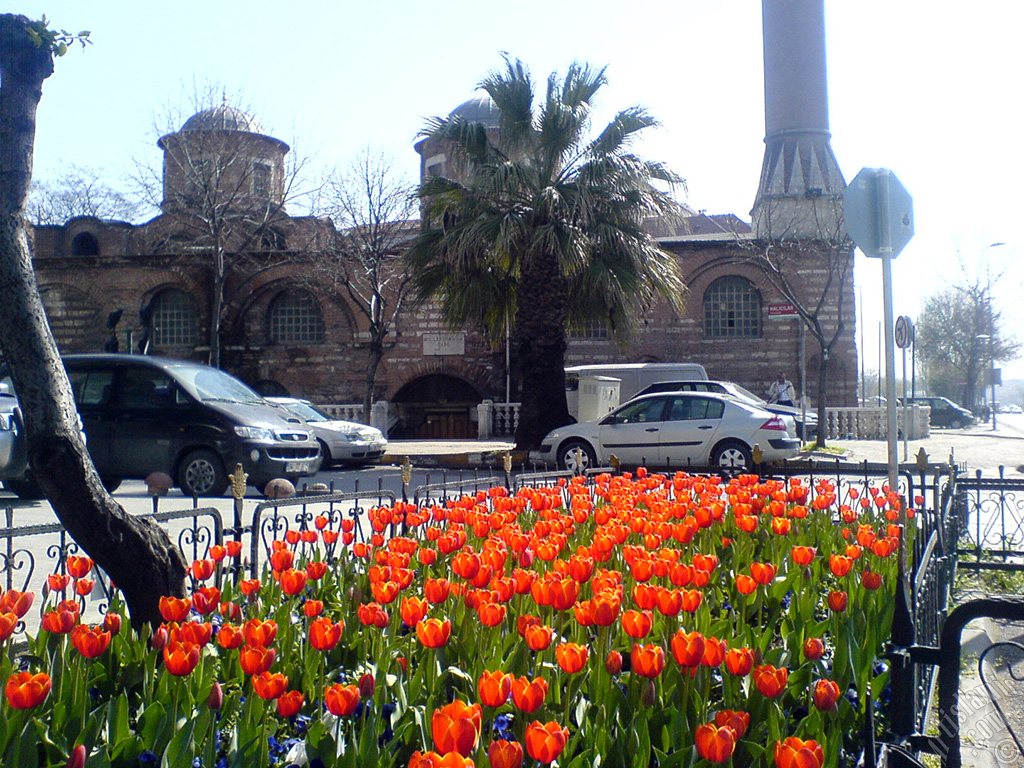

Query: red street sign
[[768, 303, 799, 318]]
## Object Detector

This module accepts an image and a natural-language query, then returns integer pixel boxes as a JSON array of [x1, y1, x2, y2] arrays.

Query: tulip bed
[[0, 470, 909, 768]]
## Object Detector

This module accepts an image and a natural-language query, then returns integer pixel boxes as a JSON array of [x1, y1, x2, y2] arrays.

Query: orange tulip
[[511, 676, 548, 713], [724, 646, 753, 676], [309, 617, 343, 651], [324, 683, 360, 716], [813, 679, 841, 712], [715, 709, 750, 738], [702, 636, 727, 667], [47, 573, 71, 592], [774, 737, 824, 768], [401, 597, 430, 626], [621, 609, 653, 639], [217, 624, 245, 650], [240, 579, 261, 597], [164, 640, 201, 676], [828, 555, 852, 577], [306, 560, 328, 580], [0, 590, 33, 618], [754, 664, 789, 697], [0, 612, 17, 642], [478, 601, 507, 627], [478, 670, 512, 707], [239, 645, 276, 675], [252, 671, 288, 700], [695, 722, 737, 763], [670, 630, 705, 668], [70, 624, 111, 658], [555, 643, 588, 674], [66, 555, 94, 578], [424, 578, 451, 604], [736, 574, 757, 595], [358, 602, 389, 628], [5, 671, 51, 709], [431, 699, 482, 756], [605, 650, 623, 675], [488, 739, 524, 768], [828, 590, 848, 613], [191, 586, 220, 616], [417, 618, 451, 648], [159, 596, 191, 623], [750, 562, 777, 585], [791, 546, 816, 565], [278, 568, 308, 596], [679, 589, 703, 613], [41, 607, 77, 634], [631, 643, 666, 678], [276, 690, 304, 717], [861, 571, 883, 590], [524, 623, 553, 651], [242, 619, 278, 647], [304, 599, 324, 618], [190, 558, 215, 581], [803, 637, 825, 661], [525, 720, 569, 764]]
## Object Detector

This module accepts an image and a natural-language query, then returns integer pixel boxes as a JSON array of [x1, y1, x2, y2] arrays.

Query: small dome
[[449, 95, 500, 128], [180, 105, 265, 135]]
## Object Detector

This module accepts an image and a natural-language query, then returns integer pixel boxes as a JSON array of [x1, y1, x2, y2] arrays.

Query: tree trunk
[[209, 245, 225, 368], [815, 349, 830, 448], [513, 250, 573, 450], [0, 14, 186, 628], [364, 336, 383, 424]]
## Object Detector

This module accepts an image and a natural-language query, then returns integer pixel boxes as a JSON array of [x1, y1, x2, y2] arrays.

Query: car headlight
[[234, 425, 275, 442]]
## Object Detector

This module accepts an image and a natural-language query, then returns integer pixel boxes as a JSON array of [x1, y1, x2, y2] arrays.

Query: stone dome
[[449, 95, 500, 128], [180, 105, 265, 135]]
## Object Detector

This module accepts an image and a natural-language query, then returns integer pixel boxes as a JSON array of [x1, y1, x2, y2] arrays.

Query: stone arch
[[38, 283, 105, 352], [71, 231, 100, 256], [390, 365, 488, 439]]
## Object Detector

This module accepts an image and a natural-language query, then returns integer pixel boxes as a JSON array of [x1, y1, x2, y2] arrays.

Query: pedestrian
[[767, 373, 796, 407]]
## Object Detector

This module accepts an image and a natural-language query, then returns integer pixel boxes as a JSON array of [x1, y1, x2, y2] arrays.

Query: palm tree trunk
[[513, 251, 573, 449]]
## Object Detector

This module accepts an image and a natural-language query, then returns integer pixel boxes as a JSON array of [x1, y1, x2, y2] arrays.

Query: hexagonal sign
[[844, 168, 914, 258]]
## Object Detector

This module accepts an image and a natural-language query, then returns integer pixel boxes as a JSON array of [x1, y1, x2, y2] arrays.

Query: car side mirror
[[601, 414, 621, 425]]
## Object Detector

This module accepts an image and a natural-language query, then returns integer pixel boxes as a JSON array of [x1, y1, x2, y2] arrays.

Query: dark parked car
[[899, 396, 975, 429], [0, 355, 321, 498]]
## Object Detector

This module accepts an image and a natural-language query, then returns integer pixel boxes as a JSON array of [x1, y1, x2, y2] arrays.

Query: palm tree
[[407, 58, 686, 449]]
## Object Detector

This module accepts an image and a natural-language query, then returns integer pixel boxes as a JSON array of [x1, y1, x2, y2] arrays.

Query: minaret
[[751, 0, 845, 239]]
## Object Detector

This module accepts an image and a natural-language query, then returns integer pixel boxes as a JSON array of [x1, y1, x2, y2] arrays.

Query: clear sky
[[8, 1, 1024, 382]]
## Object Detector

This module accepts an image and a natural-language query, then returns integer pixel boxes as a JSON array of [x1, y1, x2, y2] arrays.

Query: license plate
[[285, 461, 309, 473]]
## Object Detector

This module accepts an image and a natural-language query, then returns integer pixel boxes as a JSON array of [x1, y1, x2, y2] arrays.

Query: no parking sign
[[894, 316, 914, 349]]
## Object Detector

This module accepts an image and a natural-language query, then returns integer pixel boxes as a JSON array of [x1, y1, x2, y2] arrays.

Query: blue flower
[[492, 712, 515, 740], [139, 751, 158, 766]]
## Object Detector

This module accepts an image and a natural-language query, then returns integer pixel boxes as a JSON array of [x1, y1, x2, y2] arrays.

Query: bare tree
[[741, 196, 855, 447], [312, 151, 418, 422], [27, 163, 140, 225], [131, 83, 316, 368], [0, 14, 186, 627]]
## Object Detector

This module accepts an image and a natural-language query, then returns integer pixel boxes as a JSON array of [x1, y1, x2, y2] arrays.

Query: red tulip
[[0, 589, 33, 618], [431, 699, 482, 756], [324, 683, 359, 716], [217, 624, 245, 650], [238, 645, 275, 675], [252, 671, 288, 700], [304, 599, 324, 617], [70, 624, 111, 658], [736, 574, 758, 595], [605, 650, 623, 675], [41, 607, 77, 634], [358, 602, 389, 628], [828, 590, 849, 613], [424, 578, 451, 604], [813, 678, 841, 712], [207, 681, 224, 710], [159, 596, 191, 623], [774, 737, 825, 768], [702, 637, 727, 667], [555, 642, 588, 674], [791, 546, 816, 565], [103, 611, 122, 635], [0, 612, 17, 642], [478, 670, 512, 708], [631, 643, 666, 678], [309, 617, 343, 651], [724, 646, 753, 676], [511, 676, 548, 713], [190, 558, 215, 581], [670, 630, 705, 668], [803, 637, 825, 660], [525, 720, 569, 764], [5, 671, 51, 709], [358, 673, 376, 699], [488, 739, 524, 768], [163, 640, 201, 676], [750, 562, 777, 585], [695, 722, 737, 763], [276, 689, 304, 717], [621, 609, 653, 639], [714, 709, 750, 738], [66, 555, 94, 578], [65, 744, 86, 768], [754, 664, 789, 697], [524, 623, 553, 651], [279, 568, 308, 596], [47, 573, 71, 592], [861, 571, 883, 590], [829, 555, 852, 577], [417, 618, 451, 648], [401, 596, 430, 626], [242, 618, 278, 647]]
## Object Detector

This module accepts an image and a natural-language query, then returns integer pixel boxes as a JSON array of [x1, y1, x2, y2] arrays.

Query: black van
[[0, 355, 321, 498]]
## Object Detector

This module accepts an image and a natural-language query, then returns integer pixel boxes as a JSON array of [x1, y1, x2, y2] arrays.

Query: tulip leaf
[[160, 717, 196, 768]]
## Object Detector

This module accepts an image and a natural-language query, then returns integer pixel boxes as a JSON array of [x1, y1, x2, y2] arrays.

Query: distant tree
[[131, 84, 315, 368], [407, 58, 687, 449], [0, 13, 186, 627], [311, 151, 419, 422], [27, 163, 140, 225], [916, 276, 1019, 408], [741, 197, 854, 448]]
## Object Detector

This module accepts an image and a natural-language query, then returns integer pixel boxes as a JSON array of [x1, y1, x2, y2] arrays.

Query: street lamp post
[[985, 242, 1005, 431]]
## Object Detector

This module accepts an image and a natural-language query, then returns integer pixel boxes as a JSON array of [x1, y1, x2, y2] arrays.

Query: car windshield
[[279, 400, 329, 422], [729, 383, 767, 405], [173, 365, 264, 404]]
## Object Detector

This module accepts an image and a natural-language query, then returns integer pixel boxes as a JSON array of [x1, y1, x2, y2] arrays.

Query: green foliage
[[24, 16, 90, 57]]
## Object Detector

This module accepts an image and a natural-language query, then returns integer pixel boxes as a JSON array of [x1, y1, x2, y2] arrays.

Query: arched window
[[150, 288, 197, 348], [268, 290, 324, 344], [71, 232, 99, 256], [703, 276, 761, 338]]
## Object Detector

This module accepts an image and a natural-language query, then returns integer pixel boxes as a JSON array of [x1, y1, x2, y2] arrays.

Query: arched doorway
[[391, 374, 484, 439]]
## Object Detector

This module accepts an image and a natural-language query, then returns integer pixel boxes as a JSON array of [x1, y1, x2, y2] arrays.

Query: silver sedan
[[267, 397, 387, 467]]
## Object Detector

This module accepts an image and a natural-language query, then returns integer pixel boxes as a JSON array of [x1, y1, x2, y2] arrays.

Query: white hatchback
[[532, 391, 801, 472], [267, 397, 387, 467]]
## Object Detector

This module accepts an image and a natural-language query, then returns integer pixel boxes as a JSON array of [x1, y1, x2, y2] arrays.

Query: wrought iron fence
[[956, 468, 1024, 572]]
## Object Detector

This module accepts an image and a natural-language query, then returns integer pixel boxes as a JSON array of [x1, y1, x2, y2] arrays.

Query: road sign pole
[[882, 252, 899, 493]]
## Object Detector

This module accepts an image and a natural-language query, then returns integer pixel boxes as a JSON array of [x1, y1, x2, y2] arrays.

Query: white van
[[565, 363, 708, 420]]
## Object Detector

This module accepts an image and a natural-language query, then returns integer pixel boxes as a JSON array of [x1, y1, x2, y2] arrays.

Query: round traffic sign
[[895, 315, 914, 349]]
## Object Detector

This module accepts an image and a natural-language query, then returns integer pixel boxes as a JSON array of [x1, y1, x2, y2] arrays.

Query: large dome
[[448, 95, 500, 128], [180, 105, 265, 135]]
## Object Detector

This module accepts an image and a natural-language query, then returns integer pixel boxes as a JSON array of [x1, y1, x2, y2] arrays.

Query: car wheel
[[3, 475, 43, 500], [559, 439, 596, 474], [317, 439, 333, 469], [711, 440, 752, 471], [100, 476, 122, 494], [177, 450, 228, 497], [949, 418, 963, 429]]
